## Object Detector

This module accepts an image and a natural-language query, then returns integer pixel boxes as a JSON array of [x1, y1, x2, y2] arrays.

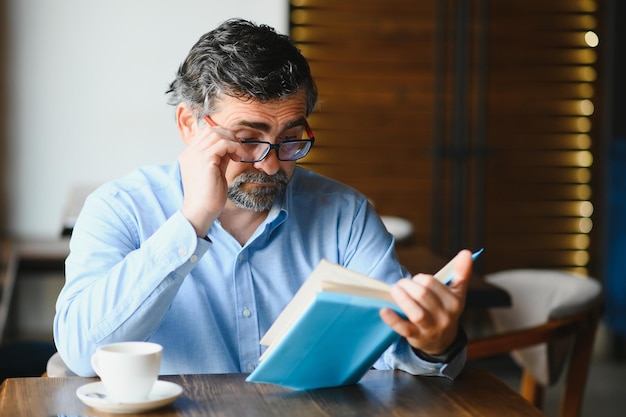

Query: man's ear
[[176, 103, 198, 145]]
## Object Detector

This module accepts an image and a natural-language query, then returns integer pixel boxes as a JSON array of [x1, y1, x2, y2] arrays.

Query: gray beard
[[227, 169, 288, 212]]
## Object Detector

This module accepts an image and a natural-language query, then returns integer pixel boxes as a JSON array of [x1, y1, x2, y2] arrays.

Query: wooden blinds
[[291, 1, 440, 246], [483, 1, 601, 275], [290, 0, 602, 275]]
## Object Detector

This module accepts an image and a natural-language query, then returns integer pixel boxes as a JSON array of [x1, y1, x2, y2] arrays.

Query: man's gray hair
[[166, 18, 318, 118]]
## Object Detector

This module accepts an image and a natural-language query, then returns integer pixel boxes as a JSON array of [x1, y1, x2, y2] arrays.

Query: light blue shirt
[[54, 163, 465, 378]]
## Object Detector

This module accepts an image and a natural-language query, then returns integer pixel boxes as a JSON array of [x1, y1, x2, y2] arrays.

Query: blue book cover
[[246, 290, 402, 390], [247, 250, 483, 390]]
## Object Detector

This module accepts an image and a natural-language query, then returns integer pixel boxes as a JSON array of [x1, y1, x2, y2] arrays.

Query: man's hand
[[178, 117, 242, 238], [380, 249, 472, 356]]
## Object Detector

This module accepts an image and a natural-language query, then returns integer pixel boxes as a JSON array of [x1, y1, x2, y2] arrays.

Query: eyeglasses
[[204, 116, 315, 163]]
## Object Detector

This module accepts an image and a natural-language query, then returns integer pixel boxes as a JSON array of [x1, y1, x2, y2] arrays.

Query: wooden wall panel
[[484, 1, 601, 274], [291, 0, 603, 275], [292, 0, 437, 245]]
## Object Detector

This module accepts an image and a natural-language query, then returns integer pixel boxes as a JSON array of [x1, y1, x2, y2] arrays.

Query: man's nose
[[254, 149, 281, 175]]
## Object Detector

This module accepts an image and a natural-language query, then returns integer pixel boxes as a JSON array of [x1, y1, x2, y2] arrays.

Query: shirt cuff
[[384, 326, 467, 379]]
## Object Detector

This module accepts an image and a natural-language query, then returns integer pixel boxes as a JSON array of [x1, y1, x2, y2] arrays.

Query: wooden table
[[0, 369, 545, 416], [13, 237, 71, 273], [0, 239, 71, 342]]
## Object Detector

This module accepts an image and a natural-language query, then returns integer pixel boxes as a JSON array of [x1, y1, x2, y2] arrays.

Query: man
[[54, 18, 472, 378]]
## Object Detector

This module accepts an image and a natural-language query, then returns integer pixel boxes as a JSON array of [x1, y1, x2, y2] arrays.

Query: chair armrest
[[466, 313, 584, 361]]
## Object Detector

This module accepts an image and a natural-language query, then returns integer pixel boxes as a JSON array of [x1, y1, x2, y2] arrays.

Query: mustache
[[231, 169, 289, 187]]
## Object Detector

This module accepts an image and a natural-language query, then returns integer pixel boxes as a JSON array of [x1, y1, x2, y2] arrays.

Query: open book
[[246, 249, 483, 390]]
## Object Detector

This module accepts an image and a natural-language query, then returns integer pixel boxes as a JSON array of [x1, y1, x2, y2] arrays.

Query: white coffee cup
[[91, 341, 163, 403]]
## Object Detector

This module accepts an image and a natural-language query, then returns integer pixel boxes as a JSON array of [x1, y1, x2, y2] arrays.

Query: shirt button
[[247, 364, 256, 372], [189, 255, 198, 263], [178, 247, 188, 257], [238, 254, 245, 262], [242, 308, 252, 318]]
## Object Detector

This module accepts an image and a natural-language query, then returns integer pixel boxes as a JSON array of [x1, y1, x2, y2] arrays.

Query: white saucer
[[76, 380, 183, 414]]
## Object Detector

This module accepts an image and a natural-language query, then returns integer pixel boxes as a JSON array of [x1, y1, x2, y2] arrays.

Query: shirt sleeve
[[376, 338, 467, 379], [53, 192, 210, 376]]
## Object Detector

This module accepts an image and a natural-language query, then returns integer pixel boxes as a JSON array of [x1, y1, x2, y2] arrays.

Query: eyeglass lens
[[239, 141, 312, 162], [203, 115, 315, 163]]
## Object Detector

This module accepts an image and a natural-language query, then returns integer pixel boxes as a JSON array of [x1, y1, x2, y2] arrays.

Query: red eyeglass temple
[[204, 116, 217, 127]]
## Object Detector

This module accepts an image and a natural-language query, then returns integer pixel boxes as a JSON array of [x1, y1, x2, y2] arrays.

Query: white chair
[[467, 269, 603, 417], [380, 215, 414, 245], [45, 352, 77, 377]]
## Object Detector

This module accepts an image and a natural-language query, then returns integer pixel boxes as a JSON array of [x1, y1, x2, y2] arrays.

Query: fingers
[[383, 278, 459, 354], [380, 307, 415, 338], [178, 124, 242, 236], [449, 249, 472, 289], [186, 124, 243, 164], [392, 276, 460, 329], [381, 249, 474, 354]]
